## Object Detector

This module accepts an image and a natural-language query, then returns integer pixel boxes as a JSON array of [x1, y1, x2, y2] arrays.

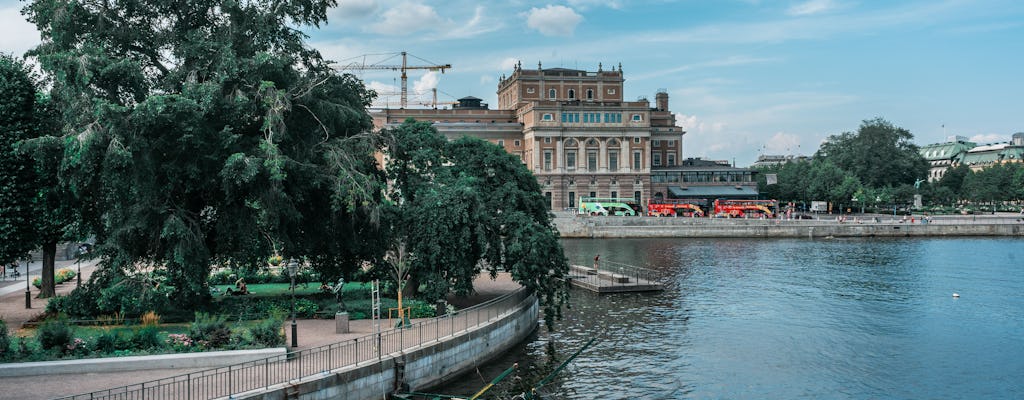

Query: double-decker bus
[[578, 197, 641, 216], [712, 199, 777, 218], [646, 199, 704, 217]]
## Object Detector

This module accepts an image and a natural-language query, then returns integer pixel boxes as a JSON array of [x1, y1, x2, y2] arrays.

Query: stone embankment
[[553, 213, 1024, 238]]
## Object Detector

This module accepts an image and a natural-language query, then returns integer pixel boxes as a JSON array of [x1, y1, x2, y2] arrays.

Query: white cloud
[[413, 71, 440, 94], [525, 5, 583, 37], [479, 75, 495, 85], [969, 133, 1008, 144], [0, 6, 41, 57], [499, 57, 520, 71], [369, 3, 447, 36], [787, 0, 839, 16], [331, 0, 379, 20], [763, 132, 802, 153], [568, 0, 622, 10]]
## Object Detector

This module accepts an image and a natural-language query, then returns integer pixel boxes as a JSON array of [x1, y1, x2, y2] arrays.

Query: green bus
[[578, 197, 641, 216]]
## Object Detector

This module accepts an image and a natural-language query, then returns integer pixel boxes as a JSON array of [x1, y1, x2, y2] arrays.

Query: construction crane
[[332, 51, 451, 109]]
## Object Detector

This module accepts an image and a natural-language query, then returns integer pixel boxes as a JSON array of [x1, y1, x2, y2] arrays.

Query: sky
[[2, 0, 1023, 166]]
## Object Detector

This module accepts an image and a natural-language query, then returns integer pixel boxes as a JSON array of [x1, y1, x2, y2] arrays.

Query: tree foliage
[[0, 54, 39, 265], [816, 118, 928, 187], [24, 0, 378, 307], [380, 120, 569, 322]]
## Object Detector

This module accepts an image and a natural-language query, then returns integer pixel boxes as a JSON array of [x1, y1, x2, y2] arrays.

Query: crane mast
[[333, 51, 451, 109]]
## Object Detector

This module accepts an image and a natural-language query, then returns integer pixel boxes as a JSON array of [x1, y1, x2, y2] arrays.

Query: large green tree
[[816, 118, 928, 188], [0, 54, 38, 266], [380, 120, 569, 322], [24, 0, 378, 307]]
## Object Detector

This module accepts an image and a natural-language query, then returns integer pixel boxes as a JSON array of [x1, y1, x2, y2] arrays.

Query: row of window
[[527, 87, 617, 99], [650, 171, 754, 183], [547, 112, 642, 123], [542, 150, 644, 172], [651, 153, 676, 167]]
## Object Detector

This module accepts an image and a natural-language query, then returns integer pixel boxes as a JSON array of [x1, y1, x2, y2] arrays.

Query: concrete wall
[[554, 215, 1024, 238], [0, 348, 286, 378], [234, 294, 539, 400]]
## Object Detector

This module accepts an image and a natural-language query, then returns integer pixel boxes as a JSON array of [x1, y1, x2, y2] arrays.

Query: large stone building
[[919, 133, 1024, 181], [372, 62, 685, 210]]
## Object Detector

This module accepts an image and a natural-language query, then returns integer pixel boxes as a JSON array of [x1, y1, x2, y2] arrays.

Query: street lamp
[[25, 256, 31, 309], [286, 259, 299, 348], [76, 244, 89, 287]]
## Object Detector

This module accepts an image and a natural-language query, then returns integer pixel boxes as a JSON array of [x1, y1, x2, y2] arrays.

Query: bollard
[[335, 312, 350, 334]]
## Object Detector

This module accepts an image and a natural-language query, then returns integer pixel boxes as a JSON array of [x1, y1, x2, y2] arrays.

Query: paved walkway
[[0, 267, 521, 400]]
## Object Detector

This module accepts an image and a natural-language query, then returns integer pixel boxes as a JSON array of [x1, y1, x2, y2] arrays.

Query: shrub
[[56, 268, 76, 283], [250, 316, 285, 347], [37, 317, 75, 353], [190, 313, 232, 349], [0, 319, 10, 359], [140, 311, 161, 326], [131, 326, 162, 350], [93, 331, 117, 354]]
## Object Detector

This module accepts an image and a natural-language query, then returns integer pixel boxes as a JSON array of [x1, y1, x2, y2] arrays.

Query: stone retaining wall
[[232, 294, 539, 400], [554, 216, 1024, 238]]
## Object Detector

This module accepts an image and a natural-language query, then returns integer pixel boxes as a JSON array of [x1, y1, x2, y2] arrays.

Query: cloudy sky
[[3, 0, 1023, 166]]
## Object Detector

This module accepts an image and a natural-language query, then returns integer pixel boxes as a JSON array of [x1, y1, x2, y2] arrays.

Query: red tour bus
[[712, 199, 778, 218], [646, 199, 705, 217]]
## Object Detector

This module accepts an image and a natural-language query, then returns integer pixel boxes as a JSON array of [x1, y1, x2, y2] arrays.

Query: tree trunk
[[38, 241, 57, 298]]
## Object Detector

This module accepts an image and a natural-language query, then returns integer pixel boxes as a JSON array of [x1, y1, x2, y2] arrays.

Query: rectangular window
[[542, 113, 553, 121], [544, 192, 552, 210], [609, 151, 618, 171], [590, 191, 596, 198], [543, 151, 552, 171], [634, 191, 641, 204], [633, 151, 641, 170], [568, 192, 575, 208], [611, 191, 618, 199], [633, 137, 640, 144], [497, 140, 505, 147], [653, 153, 662, 166], [632, 114, 643, 121], [667, 140, 675, 147], [667, 153, 676, 166], [544, 137, 552, 143], [652, 140, 661, 147], [588, 151, 598, 171], [514, 140, 521, 147], [566, 151, 576, 170]]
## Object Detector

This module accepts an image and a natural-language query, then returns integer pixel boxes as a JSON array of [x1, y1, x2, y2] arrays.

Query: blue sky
[[3, 0, 1023, 166]]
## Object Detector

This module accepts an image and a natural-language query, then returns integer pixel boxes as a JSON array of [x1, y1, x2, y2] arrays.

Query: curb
[[0, 347, 286, 378]]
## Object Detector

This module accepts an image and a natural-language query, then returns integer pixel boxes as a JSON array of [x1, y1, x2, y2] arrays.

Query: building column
[[643, 138, 651, 172], [533, 139, 541, 171], [599, 138, 607, 173], [555, 137, 564, 172], [620, 138, 629, 172]]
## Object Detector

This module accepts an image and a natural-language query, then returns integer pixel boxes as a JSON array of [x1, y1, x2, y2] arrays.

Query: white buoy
[[952, 293, 960, 298]]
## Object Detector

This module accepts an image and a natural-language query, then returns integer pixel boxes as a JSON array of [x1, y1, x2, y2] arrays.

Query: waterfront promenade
[[0, 269, 521, 400], [554, 211, 1024, 238]]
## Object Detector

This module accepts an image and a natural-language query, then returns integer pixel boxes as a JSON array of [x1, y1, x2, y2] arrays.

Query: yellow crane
[[332, 51, 451, 109]]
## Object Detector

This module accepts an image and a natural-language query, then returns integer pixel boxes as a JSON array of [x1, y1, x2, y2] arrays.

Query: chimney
[[1013, 132, 1024, 146], [655, 89, 668, 112]]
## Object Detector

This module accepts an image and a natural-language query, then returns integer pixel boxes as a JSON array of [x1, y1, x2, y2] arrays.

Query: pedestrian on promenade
[[593, 254, 600, 270]]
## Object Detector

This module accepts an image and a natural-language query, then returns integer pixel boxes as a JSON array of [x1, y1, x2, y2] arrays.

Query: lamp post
[[286, 259, 299, 348], [25, 257, 31, 309], [76, 244, 88, 287]]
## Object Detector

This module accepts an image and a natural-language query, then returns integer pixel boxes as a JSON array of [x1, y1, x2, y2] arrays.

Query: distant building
[[962, 132, 1024, 171], [751, 154, 809, 168], [649, 157, 760, 210], [919, 136, 976, 181], [372, 62, 685, 209]]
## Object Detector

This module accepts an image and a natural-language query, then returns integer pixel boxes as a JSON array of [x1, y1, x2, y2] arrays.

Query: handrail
[[55, 287, 534, 400]]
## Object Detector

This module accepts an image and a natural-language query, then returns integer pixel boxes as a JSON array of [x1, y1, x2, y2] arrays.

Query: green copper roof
[[919, 140, 975, 161]]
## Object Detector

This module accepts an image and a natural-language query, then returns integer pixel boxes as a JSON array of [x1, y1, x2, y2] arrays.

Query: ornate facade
[[372, 62, 685, 210]]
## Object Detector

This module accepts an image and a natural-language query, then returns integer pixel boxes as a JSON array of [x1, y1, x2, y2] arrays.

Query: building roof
[[667, 185, 759, 198], [962, 145, 1024, 166], [919, 140, 975, 162]]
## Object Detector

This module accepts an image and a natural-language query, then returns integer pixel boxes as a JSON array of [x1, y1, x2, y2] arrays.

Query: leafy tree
[[816, 118, 928, 188], [380, 121, 568, 323], [937, 164, 971, 200], [24, 0, 378, 307], [806, 161, 861, 207], [0, 54, 38, 266]]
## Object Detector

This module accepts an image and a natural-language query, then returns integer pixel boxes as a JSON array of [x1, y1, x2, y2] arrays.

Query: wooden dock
[[567, 263, 665, 293]]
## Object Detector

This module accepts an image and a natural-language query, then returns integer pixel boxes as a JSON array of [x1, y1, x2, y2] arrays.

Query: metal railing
[[56, 288, 535, 400], [570, 260, 667, 289]]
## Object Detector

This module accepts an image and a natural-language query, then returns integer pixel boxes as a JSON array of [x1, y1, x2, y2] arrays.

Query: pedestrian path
[[0, 270, 522, 400]]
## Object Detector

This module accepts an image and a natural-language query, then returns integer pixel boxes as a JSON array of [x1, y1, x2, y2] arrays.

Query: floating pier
[[567, 262, 665, 293]]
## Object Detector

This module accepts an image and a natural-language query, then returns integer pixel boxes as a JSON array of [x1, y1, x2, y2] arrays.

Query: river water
[[440, 237, 1024, 399]]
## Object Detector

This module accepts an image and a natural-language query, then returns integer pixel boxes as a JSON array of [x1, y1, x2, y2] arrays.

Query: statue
[[914, 178, 925, 190], [331, 276, 346, 312]]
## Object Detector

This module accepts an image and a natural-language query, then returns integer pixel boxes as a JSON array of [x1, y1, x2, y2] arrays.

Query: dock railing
[[55, 288, 534, 400], [570, 260, 667, 290]]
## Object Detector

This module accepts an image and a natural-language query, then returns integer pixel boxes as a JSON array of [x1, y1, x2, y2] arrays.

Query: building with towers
[[372, 61, 686, 210]]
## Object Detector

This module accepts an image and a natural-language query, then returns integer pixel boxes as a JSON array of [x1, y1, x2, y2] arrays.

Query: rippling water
[[440, 238, 1024, 399]]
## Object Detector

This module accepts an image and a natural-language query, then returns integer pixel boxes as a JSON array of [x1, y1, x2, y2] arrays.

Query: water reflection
[[440, 238, 1024, 399]]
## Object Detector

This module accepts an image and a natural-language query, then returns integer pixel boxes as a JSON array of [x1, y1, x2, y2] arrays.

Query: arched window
[[568, 89, 576, 99], [586, 89, 594, 99], [548, 89, 556, 99], [565, 138, 578, 147], [608, 139, 619, 147]]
